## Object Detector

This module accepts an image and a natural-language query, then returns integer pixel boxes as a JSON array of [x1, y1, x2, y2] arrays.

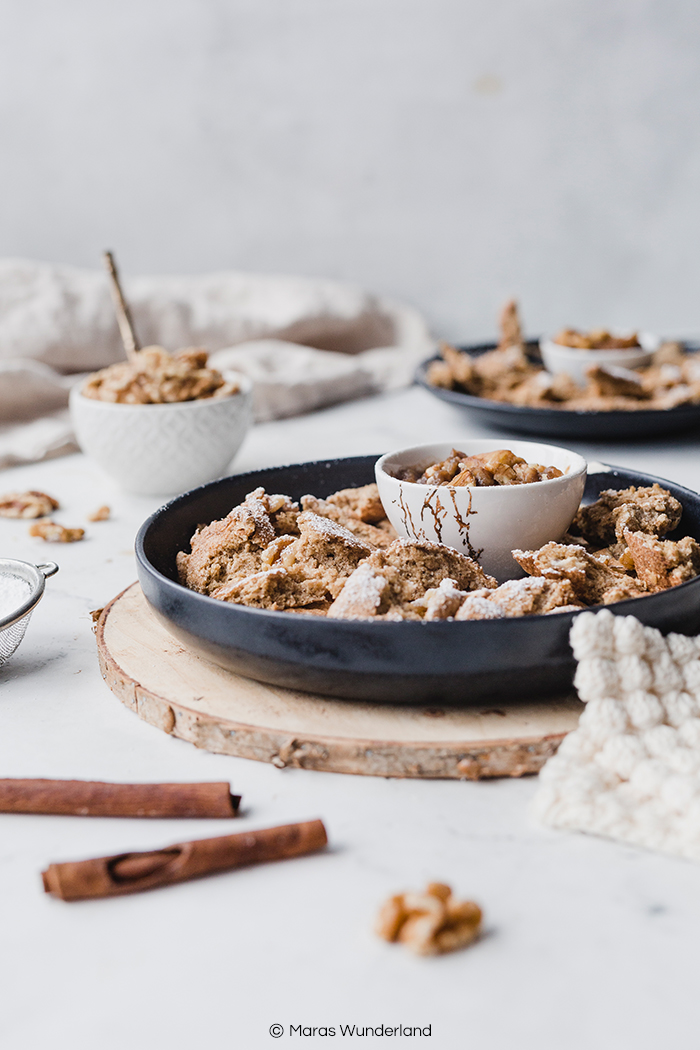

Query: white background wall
[[1, 0, 699, 342]]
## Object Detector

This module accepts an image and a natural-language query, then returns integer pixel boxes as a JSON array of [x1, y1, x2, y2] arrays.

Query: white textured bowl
[[375, 439, 587, 581], [69, 375, 252, 496], [539, 331, 659, 385]]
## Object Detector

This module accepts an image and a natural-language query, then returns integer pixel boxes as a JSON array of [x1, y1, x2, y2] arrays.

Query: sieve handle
[[37, 563, 59, 578]]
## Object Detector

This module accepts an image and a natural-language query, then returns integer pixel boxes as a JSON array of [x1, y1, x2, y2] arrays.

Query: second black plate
[[416, 343, 700, 440]]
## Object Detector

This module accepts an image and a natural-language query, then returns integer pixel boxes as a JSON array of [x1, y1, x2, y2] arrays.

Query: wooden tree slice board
[[96, 583, 583, 779]]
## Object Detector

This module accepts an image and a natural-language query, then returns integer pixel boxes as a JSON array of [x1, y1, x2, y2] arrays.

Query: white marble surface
[[2, 386, 700, 1050]]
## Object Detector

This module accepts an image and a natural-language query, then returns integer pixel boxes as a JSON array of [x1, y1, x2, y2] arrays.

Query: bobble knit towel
[[534, 609, 700, 860]]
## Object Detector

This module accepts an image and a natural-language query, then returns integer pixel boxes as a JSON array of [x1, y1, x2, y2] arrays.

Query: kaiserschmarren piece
[[0, 491, 59, 519], [265, 511, 372, 601], [176, 488, 300, 595], [327, 540, 496, 620], [572, 484, 682, 546], [301, 486, 396, 548], [586, 366, 649, 400], [413, 578, 470, 621], [497, 298, 525, 351], [375, 883, 482, 957], [455, 577, 583, 620], [622, 530, 700, 591], [511, 542, 646, 605], [209, 566, 329, 611]]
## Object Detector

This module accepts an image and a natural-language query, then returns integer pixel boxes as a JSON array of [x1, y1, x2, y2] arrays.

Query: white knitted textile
[[534, 609, 700, 860]]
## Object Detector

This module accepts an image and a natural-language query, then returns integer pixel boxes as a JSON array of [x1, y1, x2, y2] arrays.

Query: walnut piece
[[375, 882, 482, 956], [0, 491, 59, 519], [397, 448, 562, 487], [554, 328, 640, 350], [87, 505, 111, 522], [29, 521, 84, 543], [82, 345, 240, 404]]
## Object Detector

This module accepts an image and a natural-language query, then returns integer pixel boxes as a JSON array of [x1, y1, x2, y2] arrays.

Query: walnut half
[[29, 521, 85, 543], [375, 882, 482, 956], [0, 491, 59, 519]]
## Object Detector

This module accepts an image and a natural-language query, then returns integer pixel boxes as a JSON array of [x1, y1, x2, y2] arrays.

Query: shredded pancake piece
[[176, 488, 300, 595], [572, 484, 682, 546], [327, 539, 495, 620], [455, 577, 583, 620], [622, 531, 700, 592], [301, 483, 396, 548], [512, 542, 646, 605], [208, 512, 372, 609]]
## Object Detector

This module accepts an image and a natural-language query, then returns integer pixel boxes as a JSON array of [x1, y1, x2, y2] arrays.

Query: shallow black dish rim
[[415, 341, 700, 440], [136, 454, 700, 706]]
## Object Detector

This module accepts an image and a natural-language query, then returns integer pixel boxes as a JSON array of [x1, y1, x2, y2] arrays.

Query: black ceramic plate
[[416, 342, 700, 440], [136, 456, 700, 706]]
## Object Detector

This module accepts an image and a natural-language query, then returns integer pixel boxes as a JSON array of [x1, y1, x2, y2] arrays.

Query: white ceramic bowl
[[539, 331, 659, 385], [69, 375, 252, 496], [375, 439, 587, 581]]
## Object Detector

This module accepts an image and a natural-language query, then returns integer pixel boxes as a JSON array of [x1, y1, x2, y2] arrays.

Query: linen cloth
[[534, 608, 700, 861], [0, 259, 433, 468]]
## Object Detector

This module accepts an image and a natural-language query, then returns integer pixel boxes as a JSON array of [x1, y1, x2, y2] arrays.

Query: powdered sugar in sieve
[[0, 560, 58, 667]]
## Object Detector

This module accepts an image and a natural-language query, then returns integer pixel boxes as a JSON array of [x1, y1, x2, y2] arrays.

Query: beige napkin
[[534, 609, 700, 861], [0, 259, 433, 468]]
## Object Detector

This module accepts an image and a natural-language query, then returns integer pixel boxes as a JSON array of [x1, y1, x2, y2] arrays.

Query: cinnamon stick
[[103, 250, 140, 360], [0, 779, 240, 818], [42, 819, 328, 901]]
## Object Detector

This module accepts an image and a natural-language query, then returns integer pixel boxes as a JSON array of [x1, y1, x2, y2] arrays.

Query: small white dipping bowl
[[69, 374, 252, 496], [539, 331, 659, 386], [375, 439, 587, 581]]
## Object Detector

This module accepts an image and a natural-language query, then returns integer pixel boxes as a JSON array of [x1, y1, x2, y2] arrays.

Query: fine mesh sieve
[[0, 560, 59, 668]]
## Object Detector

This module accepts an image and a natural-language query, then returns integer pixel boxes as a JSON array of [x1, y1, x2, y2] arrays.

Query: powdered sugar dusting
[[328, 562, 388, 618], [457, 594, 504, 620], [0, 574, 32, 620], [299, 511, 369, 548]]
